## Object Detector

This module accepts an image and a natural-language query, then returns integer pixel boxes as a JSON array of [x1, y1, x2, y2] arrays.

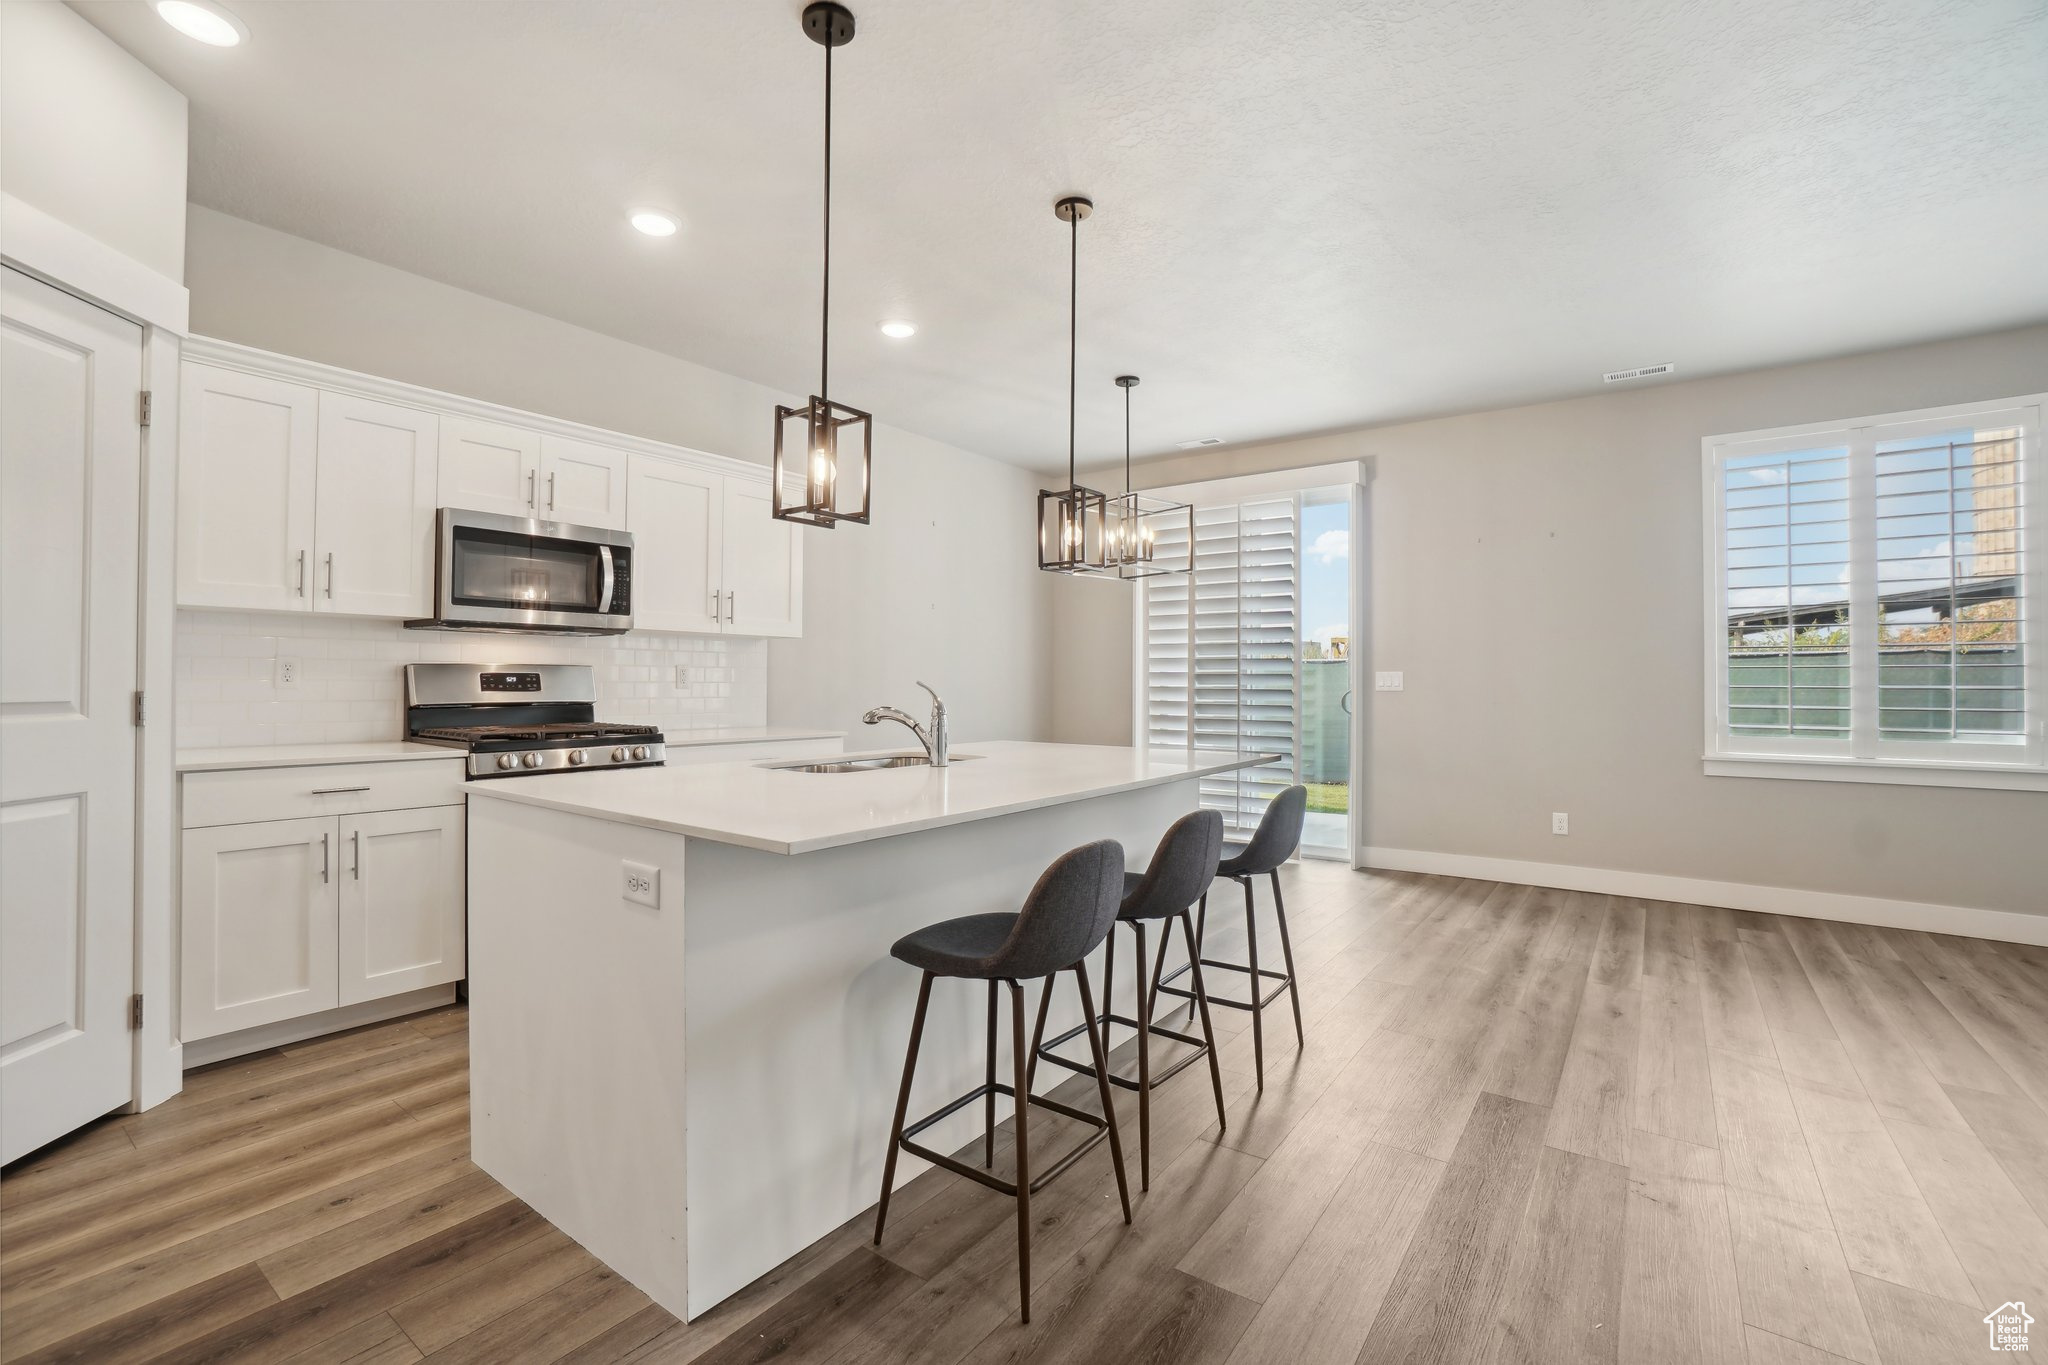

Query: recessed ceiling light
[[154, 0, 247, 47], [630, 211, 679, 237], [878, 320, 917, 340]]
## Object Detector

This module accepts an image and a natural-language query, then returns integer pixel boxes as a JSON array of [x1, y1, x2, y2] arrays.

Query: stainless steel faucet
[[863, 681, 949, 767]]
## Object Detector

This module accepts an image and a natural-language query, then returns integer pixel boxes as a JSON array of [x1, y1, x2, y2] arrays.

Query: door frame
[[4, 193, 189, 1115]]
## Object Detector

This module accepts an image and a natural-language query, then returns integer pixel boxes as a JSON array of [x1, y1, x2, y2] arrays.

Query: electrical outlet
[[622, 860, 660, 908], [1551, 812, 1569, 835], [1375, 671, 1404, 691], [674, 665, 689, 688], [275, 657, 300, 689]]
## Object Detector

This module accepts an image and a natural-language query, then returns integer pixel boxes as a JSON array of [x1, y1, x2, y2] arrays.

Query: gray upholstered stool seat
[[873, 840, 1132, 1325], [1156, 786, 1309, 1091]]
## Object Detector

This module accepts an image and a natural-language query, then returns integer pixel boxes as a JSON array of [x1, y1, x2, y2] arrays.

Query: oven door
[[415, 508, 634, 634]]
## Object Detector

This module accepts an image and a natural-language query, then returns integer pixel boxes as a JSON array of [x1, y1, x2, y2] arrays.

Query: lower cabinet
[[181, 801, 466, 1042]]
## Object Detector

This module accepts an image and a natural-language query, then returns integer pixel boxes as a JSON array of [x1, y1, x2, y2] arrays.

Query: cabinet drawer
[[183, 760, 466, 829]]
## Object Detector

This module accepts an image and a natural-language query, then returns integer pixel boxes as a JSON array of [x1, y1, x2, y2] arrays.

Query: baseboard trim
[[1358, 846, 2048, 947], [181, 985, 458, 1069]]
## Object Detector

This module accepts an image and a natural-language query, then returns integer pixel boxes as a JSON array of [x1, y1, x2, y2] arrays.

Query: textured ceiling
[[75, 0, 2048, 470]]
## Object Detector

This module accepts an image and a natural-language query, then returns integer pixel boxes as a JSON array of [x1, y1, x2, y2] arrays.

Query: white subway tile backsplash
[[175, 609, 768, 748]]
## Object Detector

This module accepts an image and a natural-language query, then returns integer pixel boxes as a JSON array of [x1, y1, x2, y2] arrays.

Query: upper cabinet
[[628, 456, 802, 639], [177, 341, 802, 638]]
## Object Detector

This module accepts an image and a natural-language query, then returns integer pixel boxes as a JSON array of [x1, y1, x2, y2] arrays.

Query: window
[[1705, 395, 2045, 788]]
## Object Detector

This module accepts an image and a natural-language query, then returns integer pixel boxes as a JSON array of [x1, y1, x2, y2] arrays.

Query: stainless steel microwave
[[406, 508, 634, 635]]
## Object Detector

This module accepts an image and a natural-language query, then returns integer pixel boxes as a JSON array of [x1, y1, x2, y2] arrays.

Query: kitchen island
[[463, 740, 1266, 1320]]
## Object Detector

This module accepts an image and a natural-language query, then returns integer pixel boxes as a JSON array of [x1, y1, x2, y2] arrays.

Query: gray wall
[[1052, 324, 2048, 918], [185, 207, 1054, 742]]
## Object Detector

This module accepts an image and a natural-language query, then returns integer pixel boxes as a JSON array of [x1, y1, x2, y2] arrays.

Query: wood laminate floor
[[6, 865, 2048, 1364]]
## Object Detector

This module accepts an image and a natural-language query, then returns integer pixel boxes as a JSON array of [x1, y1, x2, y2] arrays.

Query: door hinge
[[138, 390, 153, 427], [129, 994, 145, 1030], [133, 690, 146, 727]]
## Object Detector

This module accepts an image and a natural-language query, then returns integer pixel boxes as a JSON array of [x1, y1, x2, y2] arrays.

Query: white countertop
[[175, 727, 843, 773], [463, 740, 1272, 854]]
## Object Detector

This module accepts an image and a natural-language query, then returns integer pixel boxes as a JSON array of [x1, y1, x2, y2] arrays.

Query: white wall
[[185, 207, 1054, 742], [1053, 324, 2048, 920], [0, 0, 187, 282]]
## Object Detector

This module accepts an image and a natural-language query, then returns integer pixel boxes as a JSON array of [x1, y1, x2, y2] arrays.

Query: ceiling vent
[[1603, 362, 1676, 383], [1176, 436, 1227, 449]]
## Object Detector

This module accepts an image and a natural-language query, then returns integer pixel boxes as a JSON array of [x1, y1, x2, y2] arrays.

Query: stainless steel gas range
[[404, 663, 666, 779]]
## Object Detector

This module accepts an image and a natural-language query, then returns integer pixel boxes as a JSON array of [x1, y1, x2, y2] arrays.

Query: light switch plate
[[622, 860, 660, 908], [1375, 671, 1404, 691]]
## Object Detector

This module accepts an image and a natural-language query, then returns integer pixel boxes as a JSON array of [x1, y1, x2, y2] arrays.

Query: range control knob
[[495, 753, 517, 771], [520, 752, 543, 769], [612, 746, 628, 763], [631, 745, 651, 762], [568, 749, 587, 767]]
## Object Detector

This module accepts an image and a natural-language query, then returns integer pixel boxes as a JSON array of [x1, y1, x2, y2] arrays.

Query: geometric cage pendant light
[[774, 2, 872, 528], [1038, 195, 1114, 574], [1104, 375, 1192, 580]]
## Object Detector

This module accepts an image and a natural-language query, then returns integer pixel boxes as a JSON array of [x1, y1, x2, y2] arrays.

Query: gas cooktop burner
[[404, 663, 668, 779], [414, 722, 663, 744]]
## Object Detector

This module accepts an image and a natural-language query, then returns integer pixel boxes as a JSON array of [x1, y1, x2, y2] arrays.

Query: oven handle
[[598, 545, 616, 614]]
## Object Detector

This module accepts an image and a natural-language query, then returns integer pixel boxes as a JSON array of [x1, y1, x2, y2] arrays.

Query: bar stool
[[1031, 809, 1228, 1190], [1156, 785, 1308, 1090], [872, 839, 1132, 1324]]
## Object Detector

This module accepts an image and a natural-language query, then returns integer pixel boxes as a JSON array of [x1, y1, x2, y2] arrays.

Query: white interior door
[[338, 806, 466, 1007], [176, 363, 317, 611], [627, 455, 723, 633], [438, 415, 540, 519], [0, 268, 143, 1164], [720, 477, 803, 637], [180, 817, 341, 1041], [314, 393, 438, 617], [540, 434, 629, 530]]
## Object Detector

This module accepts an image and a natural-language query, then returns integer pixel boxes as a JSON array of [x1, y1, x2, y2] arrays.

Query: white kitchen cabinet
[[180, 815, 341, 1039], [628, 456, 802, 638], [539, 435, 630, 530], [628, 455, 723, 633], [720, 477, 803, 638], [338, 806, 466, 1007], [439, 415, 541, 519], [177, 364, 318, 612], [315, 394, 438, 617]]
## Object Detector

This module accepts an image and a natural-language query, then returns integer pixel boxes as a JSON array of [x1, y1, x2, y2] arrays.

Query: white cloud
[[1309, 529, 1349, 565]]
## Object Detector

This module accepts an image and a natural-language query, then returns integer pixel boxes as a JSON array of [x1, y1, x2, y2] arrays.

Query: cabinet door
[[314, 393, 438, 617], [338, 806, 465, 1007], [627, 455, 723, 633], [720, 476, 803, 637], [540, 434, 629, 530], [181, 817, 339, 1041], [177, 364, 317, 611], [439, 416, 540, 518]]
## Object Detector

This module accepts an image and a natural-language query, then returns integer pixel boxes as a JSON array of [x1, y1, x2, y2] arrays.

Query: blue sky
[[1302, 498, 1349, 649]]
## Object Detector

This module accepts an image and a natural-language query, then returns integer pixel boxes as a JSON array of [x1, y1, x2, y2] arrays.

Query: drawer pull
[[310, 785, 372, 796]]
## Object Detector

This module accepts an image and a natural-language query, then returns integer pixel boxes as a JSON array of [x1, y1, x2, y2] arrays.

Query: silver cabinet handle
[[296, 550, 307, 595], [310, 785, 370, 795], [319, 831, 330, 883], [324, 552, 335, 598], [527, 468, 536, 509], [726, 589, 735, 623], [710, 589, 721, 623], [548, 471, 557, 511], [351, 829, 361, 880]]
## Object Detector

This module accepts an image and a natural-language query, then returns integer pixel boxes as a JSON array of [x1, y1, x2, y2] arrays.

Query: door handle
[[527, 468, 536, 510], [351, 829, 361, 880], [324, 553, 335, 598], [310, 785, 371, 795], [296, 549, 307, 596], [548, 471, 557, 512], [319, 831, 330, 883], [597, 545, 615, 614]]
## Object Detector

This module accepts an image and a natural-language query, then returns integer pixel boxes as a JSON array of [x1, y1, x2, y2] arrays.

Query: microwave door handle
[[598, 544, 616, 614]]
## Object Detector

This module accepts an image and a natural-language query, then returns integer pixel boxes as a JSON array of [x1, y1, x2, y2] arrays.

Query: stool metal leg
[[1073, 964, 1132, 1225], [1024, 974, 1053, 1097], [1271, 870, 1305, 1049], [1008, 978, 1032, 1323], [983, 980, 997, 1169], [1182, 910, 1227, 1134], [1241, 876, 1265, 1090], [875, 970, 934, 1245], [1133, 920, 1150, 1191]]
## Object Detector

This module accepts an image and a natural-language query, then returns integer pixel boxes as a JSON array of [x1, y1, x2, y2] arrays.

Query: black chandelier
[[1037, 196, 1112, 574], [773, 1, 871, 528], [1104, 376, 1192, 579]]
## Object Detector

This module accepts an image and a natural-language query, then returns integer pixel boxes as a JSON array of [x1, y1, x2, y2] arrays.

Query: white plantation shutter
[[1145, 496, 1300, 838]]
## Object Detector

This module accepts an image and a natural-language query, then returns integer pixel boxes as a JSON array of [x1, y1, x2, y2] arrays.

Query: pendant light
[[1037, 196, 1112, 574], [1106, 376, 1193, 579], [773, 2, 871, 528]]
